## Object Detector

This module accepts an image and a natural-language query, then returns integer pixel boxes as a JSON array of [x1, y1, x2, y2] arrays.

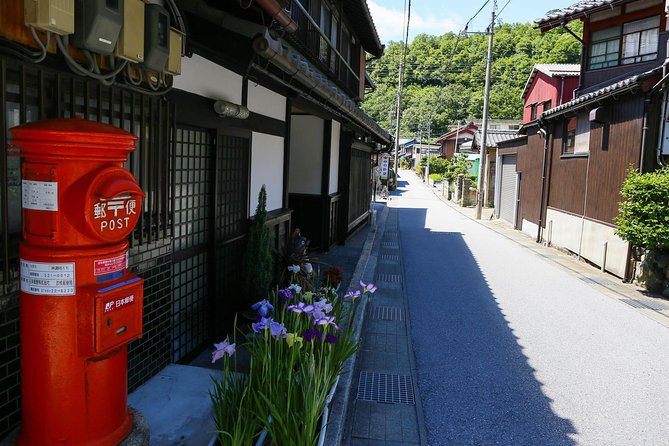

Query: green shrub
[[241, 186, 273, 306], [429, 173, 443, 182], [415, 166, 423, 176], [615, 168, 669, 251]]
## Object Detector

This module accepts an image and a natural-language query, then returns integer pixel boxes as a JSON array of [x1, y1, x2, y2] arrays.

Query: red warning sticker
[[94, 253, 128, 276]]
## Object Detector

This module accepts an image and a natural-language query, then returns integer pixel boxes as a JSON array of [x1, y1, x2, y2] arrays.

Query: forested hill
[[361, 21, 583, 138]]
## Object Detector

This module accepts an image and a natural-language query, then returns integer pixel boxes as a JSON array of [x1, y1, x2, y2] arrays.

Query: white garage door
[[499, 154, 517, 225]]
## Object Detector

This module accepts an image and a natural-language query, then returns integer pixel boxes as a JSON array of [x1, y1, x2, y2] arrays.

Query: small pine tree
[[241, 185, 273, 306]]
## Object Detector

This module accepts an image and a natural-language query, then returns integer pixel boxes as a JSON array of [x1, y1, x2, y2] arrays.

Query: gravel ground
[[394, 170, 669, 446]]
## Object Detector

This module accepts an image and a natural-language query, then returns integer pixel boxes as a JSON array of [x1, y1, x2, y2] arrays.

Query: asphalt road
[[394, 170, 669, 446]]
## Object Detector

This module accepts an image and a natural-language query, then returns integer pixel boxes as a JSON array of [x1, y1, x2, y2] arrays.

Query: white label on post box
[[94, 253, 128, 276], [22, 180, 58, 211], [20, 260, 75, 296]]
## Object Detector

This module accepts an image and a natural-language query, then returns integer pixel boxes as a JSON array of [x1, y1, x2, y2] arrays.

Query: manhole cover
[[356, 372, 415, 405], [373, 306, 404, 321]]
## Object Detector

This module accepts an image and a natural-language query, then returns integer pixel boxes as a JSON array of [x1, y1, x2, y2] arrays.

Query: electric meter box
[[71, 0, 123, 55], [143, 4, 170, 72], [115, 0, 145, 62], [166, 28, 183, 75], [24, 0, 75, 35]]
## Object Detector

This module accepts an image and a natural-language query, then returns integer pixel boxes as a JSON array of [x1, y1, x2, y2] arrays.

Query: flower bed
[[210, 267, 377, 446]]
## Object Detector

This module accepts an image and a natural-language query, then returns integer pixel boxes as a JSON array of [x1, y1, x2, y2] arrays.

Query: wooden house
[[503, 0, 668, 280], [0, 0, 390, 439]]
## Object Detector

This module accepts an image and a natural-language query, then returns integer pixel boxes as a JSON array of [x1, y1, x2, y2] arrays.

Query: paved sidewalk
[[341, 207, 427, 446]]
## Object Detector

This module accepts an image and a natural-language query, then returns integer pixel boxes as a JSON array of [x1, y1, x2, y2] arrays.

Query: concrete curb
[[323, 203, 389, 445]]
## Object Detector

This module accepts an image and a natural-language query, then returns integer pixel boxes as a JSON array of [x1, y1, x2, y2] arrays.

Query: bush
[[615, 168, 669, 251], [429, 173, 443, 182], [415, 166, 424, 176]]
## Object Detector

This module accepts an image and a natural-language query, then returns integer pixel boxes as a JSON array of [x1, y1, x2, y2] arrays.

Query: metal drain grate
[[579, 276, 616, 287], [373, 306, 404, 321], [381, 254, 400, 263], [382, 242, 399, 249], [378, 273, 402, 283], [621, 298, 669, 311], [357, 372, 415, 405]]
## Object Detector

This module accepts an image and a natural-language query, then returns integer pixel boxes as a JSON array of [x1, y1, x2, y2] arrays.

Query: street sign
[[380, 153, 390, 180]]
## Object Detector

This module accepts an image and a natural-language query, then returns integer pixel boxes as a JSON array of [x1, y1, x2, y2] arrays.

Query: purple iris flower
[[278, 288, 294, 301], [313, 298, 333, 314], [251, 299, 274, 317], [302, 328, 323, 342], [287, 301, 315, 314], [344, 290, 361, 301], [359, 280, 378, 294], [313, 315, 339, 331], [311, 309, 326, 320], [211, 339, 236, 363], [325, 333, 338, 344], [270, 321, 287, 339], [252, 317, 273, 333]]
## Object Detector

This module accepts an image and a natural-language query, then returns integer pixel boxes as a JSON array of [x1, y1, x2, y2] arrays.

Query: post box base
[[119, 408, 150, 446], [15, 410, 137, 446]]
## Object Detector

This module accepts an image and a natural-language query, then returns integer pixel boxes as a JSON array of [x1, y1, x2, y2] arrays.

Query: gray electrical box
[[143, 4, 170, 72], [71, 0, 123, 55]]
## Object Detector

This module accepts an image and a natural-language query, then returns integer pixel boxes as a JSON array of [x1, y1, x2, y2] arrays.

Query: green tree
[[362, 20, 583, 140], [615, 168, 669, 251], [241, 185, 273, 306]]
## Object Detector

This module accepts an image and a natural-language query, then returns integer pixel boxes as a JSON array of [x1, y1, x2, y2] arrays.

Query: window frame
[[587, 14, 660, 70]]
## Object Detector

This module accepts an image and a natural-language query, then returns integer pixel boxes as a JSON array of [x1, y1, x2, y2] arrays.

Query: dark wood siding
[[585, 96, 644, 224], [546, 120, 588, 216], [545, 95, 644, 225], [511, 130, 543, 227]]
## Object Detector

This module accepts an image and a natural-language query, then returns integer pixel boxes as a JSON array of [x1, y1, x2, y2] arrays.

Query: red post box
[[11, 118, 145, 445]]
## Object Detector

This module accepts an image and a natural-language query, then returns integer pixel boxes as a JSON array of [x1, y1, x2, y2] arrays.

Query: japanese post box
[[11, 118, 145, 446]]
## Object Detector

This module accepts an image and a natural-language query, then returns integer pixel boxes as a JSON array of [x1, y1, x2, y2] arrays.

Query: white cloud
[[368, 1, 461, 44]]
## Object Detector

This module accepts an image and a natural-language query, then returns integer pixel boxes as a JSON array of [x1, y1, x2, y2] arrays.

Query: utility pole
[[425, 120, 431, 184], [393, 62, 404, 174], [475, 0, 496, 220]]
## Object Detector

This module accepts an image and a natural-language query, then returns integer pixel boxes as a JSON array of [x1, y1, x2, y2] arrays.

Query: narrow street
[[393, 170, 669, 445]]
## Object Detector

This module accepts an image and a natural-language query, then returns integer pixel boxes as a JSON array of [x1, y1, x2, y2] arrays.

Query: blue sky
[[368, 0, 570, 44]]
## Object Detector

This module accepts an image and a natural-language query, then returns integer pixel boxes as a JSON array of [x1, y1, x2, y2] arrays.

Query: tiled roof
[[344, 0, 384, 57], [535, 1, 616, 30], [522, 64, 581, 99], [542, 67, 660, 118], [535, 64, 581, 77], [479, 129, 522, 147]]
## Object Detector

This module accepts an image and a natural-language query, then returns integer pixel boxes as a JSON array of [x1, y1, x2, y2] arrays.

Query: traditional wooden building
[[0, 0, 390, 439], [496, 64, 580, 230], [506, 0, 668, 279]]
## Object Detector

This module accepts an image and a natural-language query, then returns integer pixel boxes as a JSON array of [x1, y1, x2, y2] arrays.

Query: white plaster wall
[[173, 54, 242, 103], [290, 116, 324, 195], [521, 219, 539, 240], [247, 82, 286, 121], [581, 219, 628, 278], [545, 208, 628, 277], [329, 121, 341, 194], [250, 132, 284, 216]]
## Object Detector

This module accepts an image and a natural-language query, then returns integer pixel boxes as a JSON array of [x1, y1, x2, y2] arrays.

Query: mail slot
[[93, 278, 144, 354]]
